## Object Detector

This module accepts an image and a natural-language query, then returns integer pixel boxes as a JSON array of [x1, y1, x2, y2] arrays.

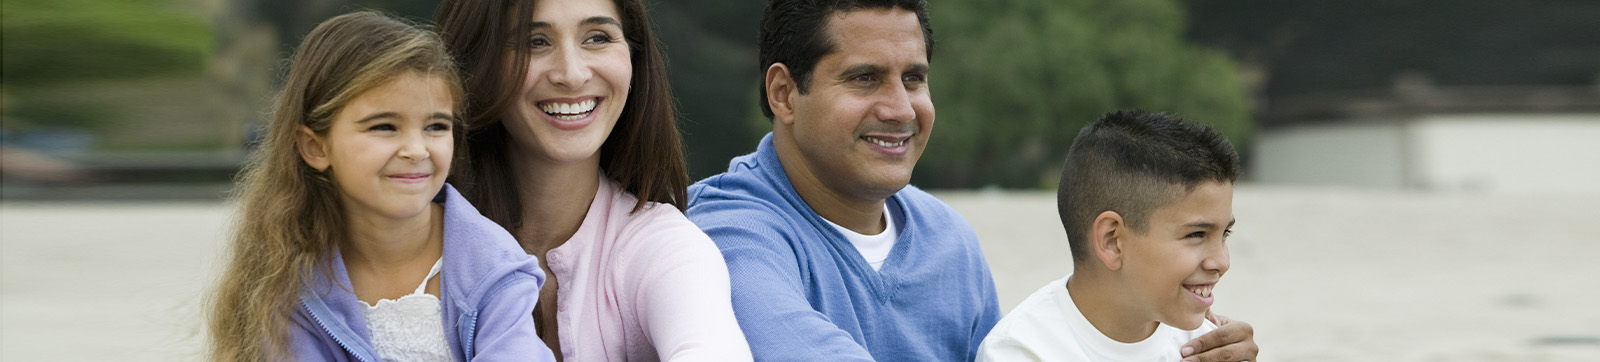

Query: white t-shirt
[[822, 202, 899, 271], [976, 276, 1217, 362]]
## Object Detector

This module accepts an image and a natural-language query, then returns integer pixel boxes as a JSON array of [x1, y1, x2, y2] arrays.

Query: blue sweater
[[687, 134, 1001, 362], [290, 184, 556, 362]]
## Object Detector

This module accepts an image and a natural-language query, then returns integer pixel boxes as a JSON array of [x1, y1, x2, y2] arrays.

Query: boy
[[977, 110, 1241, 362]]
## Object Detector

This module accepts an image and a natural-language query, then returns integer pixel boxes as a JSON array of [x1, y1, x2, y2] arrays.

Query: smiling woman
[[434, 0, 753, 360]]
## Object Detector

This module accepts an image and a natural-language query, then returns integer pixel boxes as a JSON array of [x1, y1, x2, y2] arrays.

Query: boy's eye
[[1185, 231, 1206, 239], [1222, 229, 1233, 238]]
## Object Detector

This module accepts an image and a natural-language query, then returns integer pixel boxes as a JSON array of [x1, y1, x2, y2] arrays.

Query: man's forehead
[[818, 8, 927, 66]]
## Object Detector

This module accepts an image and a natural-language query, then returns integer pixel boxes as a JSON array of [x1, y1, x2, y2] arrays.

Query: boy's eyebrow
[[1184, 218, 1237, 229]]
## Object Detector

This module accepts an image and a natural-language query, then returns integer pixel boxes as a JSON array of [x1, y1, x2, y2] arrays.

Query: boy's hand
[[1180, 311, 1257, 362]]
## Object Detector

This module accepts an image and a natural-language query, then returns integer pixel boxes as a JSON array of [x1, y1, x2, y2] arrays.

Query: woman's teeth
[[1187, 285, 1213, 297], [540, 99, 597, 120]]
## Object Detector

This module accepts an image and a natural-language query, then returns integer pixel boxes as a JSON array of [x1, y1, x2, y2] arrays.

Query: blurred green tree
[[918, 0, 1251, 188]]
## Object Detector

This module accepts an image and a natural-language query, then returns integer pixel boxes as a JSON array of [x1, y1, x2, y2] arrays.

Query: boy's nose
[[1203, 243, 1230, 276]]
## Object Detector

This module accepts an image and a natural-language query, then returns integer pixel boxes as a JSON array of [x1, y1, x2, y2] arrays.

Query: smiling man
[[686, 1, 1256, 361]]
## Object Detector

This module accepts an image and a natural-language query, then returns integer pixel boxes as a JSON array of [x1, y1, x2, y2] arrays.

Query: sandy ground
[[3, 186, 1598, 361]]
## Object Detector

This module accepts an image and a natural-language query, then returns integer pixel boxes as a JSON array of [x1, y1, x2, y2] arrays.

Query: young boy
[[977, 110, 1240, 362]]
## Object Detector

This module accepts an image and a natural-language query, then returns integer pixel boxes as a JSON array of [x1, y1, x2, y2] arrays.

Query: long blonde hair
[[207, 11, 463, 361]]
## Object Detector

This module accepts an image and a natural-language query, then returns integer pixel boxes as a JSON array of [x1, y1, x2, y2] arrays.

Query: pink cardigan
[[545, 173, 752, 362]]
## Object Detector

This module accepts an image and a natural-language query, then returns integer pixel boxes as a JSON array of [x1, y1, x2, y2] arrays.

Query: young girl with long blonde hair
[[207, 11, 555, 361]]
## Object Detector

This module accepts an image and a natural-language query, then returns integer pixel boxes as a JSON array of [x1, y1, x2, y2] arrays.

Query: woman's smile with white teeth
[[539, 98, 598, 119]]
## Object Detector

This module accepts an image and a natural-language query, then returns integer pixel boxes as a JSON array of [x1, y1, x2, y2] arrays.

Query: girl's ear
[[296, 126, 331, 171], [1091, 210, 1126, 270]]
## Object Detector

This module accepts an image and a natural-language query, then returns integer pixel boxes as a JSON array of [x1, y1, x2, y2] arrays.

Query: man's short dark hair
[[1056, 110, 1241, 262], [757, 0, 933, 120]]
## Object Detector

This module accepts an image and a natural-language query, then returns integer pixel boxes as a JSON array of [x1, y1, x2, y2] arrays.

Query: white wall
[[1253, 121, 1408, 189], [1253, 113, 1600, 195], [1411, 114, 1600, 195]]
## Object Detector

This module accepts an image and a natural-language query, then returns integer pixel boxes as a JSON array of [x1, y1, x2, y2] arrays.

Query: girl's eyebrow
[[355, 112, 398, 124]]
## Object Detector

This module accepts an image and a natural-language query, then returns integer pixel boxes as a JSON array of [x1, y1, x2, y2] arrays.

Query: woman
[[434, 0, 752, 361]]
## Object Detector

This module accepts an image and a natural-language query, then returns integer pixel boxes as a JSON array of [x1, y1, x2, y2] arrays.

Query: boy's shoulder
[[979, 277, 1093, 361]]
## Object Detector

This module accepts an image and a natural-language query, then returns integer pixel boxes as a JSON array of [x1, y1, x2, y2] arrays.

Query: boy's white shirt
[[976, 275, 1217, 362]]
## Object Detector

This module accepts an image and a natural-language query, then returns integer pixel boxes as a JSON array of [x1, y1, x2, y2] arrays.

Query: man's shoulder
[[893, 184, 976, 233]]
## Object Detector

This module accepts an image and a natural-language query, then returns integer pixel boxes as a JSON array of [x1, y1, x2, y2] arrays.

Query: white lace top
[[360, 258, 457, 362]]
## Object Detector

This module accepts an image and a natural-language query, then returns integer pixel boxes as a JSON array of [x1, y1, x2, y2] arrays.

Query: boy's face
[[1119, 181, 1233, 330]]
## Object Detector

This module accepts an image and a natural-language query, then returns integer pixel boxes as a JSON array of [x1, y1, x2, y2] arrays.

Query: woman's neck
[[510, 149, 602, 255]]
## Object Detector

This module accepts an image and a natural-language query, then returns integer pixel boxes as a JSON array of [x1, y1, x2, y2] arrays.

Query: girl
[[207, 11, 554, 362], [434, 0, 753, 360]]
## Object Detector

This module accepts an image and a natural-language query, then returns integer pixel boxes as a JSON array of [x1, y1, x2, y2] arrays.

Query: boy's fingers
[[1181, 320, 1257, 362]]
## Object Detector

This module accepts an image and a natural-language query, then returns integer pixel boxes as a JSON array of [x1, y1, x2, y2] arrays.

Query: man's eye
[[903, 73, 926, 83], [850, 74, 877, 82]]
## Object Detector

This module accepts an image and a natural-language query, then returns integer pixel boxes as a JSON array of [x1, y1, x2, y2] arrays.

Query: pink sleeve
[[622, 209, 754, 362]]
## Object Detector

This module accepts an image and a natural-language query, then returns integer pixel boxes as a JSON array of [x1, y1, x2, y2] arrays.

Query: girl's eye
[[425, 122, 452, 132], [368, 124, 397, 132]]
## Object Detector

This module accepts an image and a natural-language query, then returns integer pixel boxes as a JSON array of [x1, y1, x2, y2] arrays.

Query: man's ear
[[296, 126, 331, 172], [1091, 210, 1126, 270], [765, 63, 798, 125]]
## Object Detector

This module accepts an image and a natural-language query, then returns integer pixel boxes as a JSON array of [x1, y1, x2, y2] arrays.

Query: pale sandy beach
[[3, 186, 1598, 361]]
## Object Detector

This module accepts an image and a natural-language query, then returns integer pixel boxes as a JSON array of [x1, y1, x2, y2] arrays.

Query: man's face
[[780, 8, 933, 202]]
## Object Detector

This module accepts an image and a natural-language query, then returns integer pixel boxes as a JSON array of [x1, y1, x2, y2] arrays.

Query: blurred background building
[[5, 0, 1596, 198]]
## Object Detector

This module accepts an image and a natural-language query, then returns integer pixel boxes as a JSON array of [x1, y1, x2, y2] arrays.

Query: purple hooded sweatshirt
[[289, 184, 555, 361]]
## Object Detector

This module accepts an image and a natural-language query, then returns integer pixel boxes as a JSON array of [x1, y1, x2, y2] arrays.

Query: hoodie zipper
[[301, 299, 375, 362]]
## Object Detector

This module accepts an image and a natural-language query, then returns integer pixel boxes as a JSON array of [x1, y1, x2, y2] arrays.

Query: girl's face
[[502, 0, 632, 165], [299, 72, 456, 221]]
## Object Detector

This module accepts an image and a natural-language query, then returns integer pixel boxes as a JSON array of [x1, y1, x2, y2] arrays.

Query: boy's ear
[[765, 62, 797, 125], [1091, 210, 1125, 270], [296, 126, 331, 172]]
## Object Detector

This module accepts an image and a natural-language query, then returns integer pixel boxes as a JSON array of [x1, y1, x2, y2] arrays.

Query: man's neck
[[1065, 270, 1161, 343], [772, 133, 888, 235]]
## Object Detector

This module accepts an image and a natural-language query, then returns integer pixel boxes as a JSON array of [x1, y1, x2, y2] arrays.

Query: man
[[686, 1, 1259, 361]]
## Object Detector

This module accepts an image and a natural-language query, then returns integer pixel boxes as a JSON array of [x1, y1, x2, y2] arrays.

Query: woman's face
[[502, 0, 632, 165]]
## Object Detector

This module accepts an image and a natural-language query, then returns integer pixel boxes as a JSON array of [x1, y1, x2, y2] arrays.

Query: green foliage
[[918, 0, 1250, 188], [1, 0, 212, 87]]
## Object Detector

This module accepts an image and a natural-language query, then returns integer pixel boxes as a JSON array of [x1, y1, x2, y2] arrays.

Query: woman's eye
[[584, 33, 614, 44], [528, 37, 550, 48]]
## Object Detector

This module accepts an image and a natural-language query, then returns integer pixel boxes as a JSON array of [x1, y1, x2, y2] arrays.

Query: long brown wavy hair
[[206, 11, 463, 361], [435, 0, 690, 235]]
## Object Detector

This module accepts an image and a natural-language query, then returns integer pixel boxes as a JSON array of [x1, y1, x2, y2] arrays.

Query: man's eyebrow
[[839, 64, 886, 77], [905, 63, 929, 74]]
